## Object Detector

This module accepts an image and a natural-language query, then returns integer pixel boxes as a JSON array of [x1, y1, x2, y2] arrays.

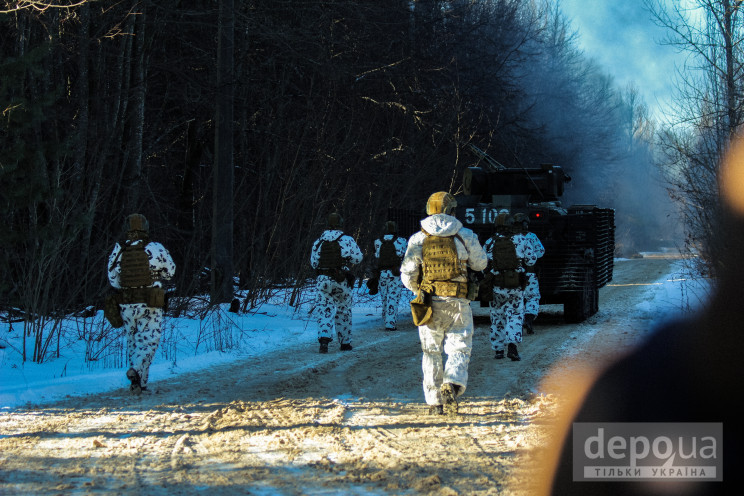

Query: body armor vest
[[317, 233, 344, 271], [422, 233, 466, 282], [119, 241, 153, 288], [378, 239, 402, 270]]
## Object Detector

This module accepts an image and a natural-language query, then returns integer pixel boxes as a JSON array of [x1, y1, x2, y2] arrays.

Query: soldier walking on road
[[107, 214, 176, 394], [512, 212, 545, 334], [373, 221, 408, 331], [483, 212, 533, 361], [310, 213, 363, 353], [400, 192, 488, 416]]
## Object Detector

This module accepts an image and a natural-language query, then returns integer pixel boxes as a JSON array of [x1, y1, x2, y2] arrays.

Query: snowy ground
[[1, 284, 397, 409], [0, 255, 709, 411], [0, 255, 713, 495]]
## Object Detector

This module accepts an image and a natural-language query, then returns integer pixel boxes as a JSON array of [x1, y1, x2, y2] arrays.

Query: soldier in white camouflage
[[107, 214, 176, 394], [483, 212, 535, 361], [373, 221, 408, 331], [401, 192, 487, 416], [512, 212, 545, 334], [309, 213, 363, 353]]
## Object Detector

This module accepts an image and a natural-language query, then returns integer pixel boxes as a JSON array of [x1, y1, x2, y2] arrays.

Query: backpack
[[119, 241, 153, 288], [317, 233, 344, 271], [489, 235, 520, 271], [378, 238, 402, 272], [489, 235, 525, 289]]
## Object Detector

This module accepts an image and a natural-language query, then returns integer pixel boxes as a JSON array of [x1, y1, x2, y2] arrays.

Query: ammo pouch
[[121, 286, 167, 308], [493, 270, 526, 290], [104, 290, 124, 328], [148, 287, 166, 308], [430, 280, 469, 299]]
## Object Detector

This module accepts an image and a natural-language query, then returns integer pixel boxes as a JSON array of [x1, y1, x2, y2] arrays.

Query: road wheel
[[563, 269, 596, 323]]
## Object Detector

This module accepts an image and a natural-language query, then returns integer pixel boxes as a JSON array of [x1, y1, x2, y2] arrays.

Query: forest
[[0, 0, 694, 328]]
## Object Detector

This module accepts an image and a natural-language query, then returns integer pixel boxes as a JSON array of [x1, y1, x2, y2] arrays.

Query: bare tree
[[647, 0, 744, 269], [211, 0, 235, 304]]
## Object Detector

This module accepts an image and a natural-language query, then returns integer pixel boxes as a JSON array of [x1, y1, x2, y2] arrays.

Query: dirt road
[[0, 257, 681, 495]]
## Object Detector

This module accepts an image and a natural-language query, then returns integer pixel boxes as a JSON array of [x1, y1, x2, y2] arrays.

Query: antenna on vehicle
[[466, 143, 505, 172]]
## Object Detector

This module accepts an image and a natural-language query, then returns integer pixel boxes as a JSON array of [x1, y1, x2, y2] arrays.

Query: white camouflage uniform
[[108, 240, 176, 388], [374, 234, 408, 330], [400, 214, 488, 406], [522, 230, 545, 317], [483, 231, 538, 352], [310, 230, 363, 346]]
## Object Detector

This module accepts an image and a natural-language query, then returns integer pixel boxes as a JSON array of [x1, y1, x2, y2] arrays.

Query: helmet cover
[[512, 212, 529, 227], [426, 192, 457, 215], [125, 213, 149, 233], [494, 212, 514, 227], [327, 212, 344, 229]]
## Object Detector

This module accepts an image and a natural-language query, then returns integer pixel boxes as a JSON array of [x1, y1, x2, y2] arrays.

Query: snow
[[0, 258, 711, 411]]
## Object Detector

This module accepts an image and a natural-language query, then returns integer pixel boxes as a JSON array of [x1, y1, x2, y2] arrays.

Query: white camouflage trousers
[[379, 270, 403, 329], [121, 303, 164, 387], [524, 273, 540, 316], [418, 297, 474, 406], [315, 275, 353, 345], [489, 287, 524, 351]]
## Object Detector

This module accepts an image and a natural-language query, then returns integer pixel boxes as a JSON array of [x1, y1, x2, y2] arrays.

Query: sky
[[556, 0, 684, 120], [0, 258, 708, 410]]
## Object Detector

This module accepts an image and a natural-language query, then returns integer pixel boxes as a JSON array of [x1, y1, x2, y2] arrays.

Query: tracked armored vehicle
[[386, 146, 614, 323], [456, 145, 614, 322]]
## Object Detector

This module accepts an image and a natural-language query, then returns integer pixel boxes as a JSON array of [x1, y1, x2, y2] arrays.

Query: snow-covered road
[[0, 256, 702, 495]]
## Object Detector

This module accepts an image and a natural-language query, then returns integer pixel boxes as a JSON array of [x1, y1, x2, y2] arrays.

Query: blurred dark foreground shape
[[534, 135, 744, 495]]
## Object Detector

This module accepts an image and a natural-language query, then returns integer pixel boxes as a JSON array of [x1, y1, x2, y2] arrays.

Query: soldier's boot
[[507, 343, 521, 361], [340, 343, 353, 351], [441, 383, 461, 416], [126, 368, 142, 394], [494, 349, 505, 359], [524, 314, 536, 335], [319, 338, 331, 354], [428, 405, 444, 415]]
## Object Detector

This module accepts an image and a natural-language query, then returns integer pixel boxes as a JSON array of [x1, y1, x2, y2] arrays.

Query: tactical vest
[[489, 235, 520, 271], [119, 241, 153, 288], [378, 238, 402, 271], [317, 233, 344, 271], [421, 231, 468, 298]]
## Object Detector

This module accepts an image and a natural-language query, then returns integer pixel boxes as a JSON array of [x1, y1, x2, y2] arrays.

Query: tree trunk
[[126, 2, 148, 213], [723, 0, 738, 137], [211, 0, 235, 304]]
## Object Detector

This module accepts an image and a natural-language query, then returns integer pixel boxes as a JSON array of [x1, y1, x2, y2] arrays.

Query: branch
[[1, 0, 89, 14]]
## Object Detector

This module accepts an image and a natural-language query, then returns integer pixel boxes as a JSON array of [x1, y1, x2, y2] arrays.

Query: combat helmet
[[327, 212, 344, 229], [512, 212, 529, 230], [125, 213, 149, 240], [494, 212, 514, 228], [384, 220, 398, 235], [426, 192, 457, 216]]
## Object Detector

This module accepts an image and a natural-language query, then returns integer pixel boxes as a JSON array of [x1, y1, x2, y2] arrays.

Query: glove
[[366, 277, 379, 295]]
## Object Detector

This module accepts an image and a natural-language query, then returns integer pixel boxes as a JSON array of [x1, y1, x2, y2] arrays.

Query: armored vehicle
[[387, 146, 614, 323], [457, 145, 614, 322]]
